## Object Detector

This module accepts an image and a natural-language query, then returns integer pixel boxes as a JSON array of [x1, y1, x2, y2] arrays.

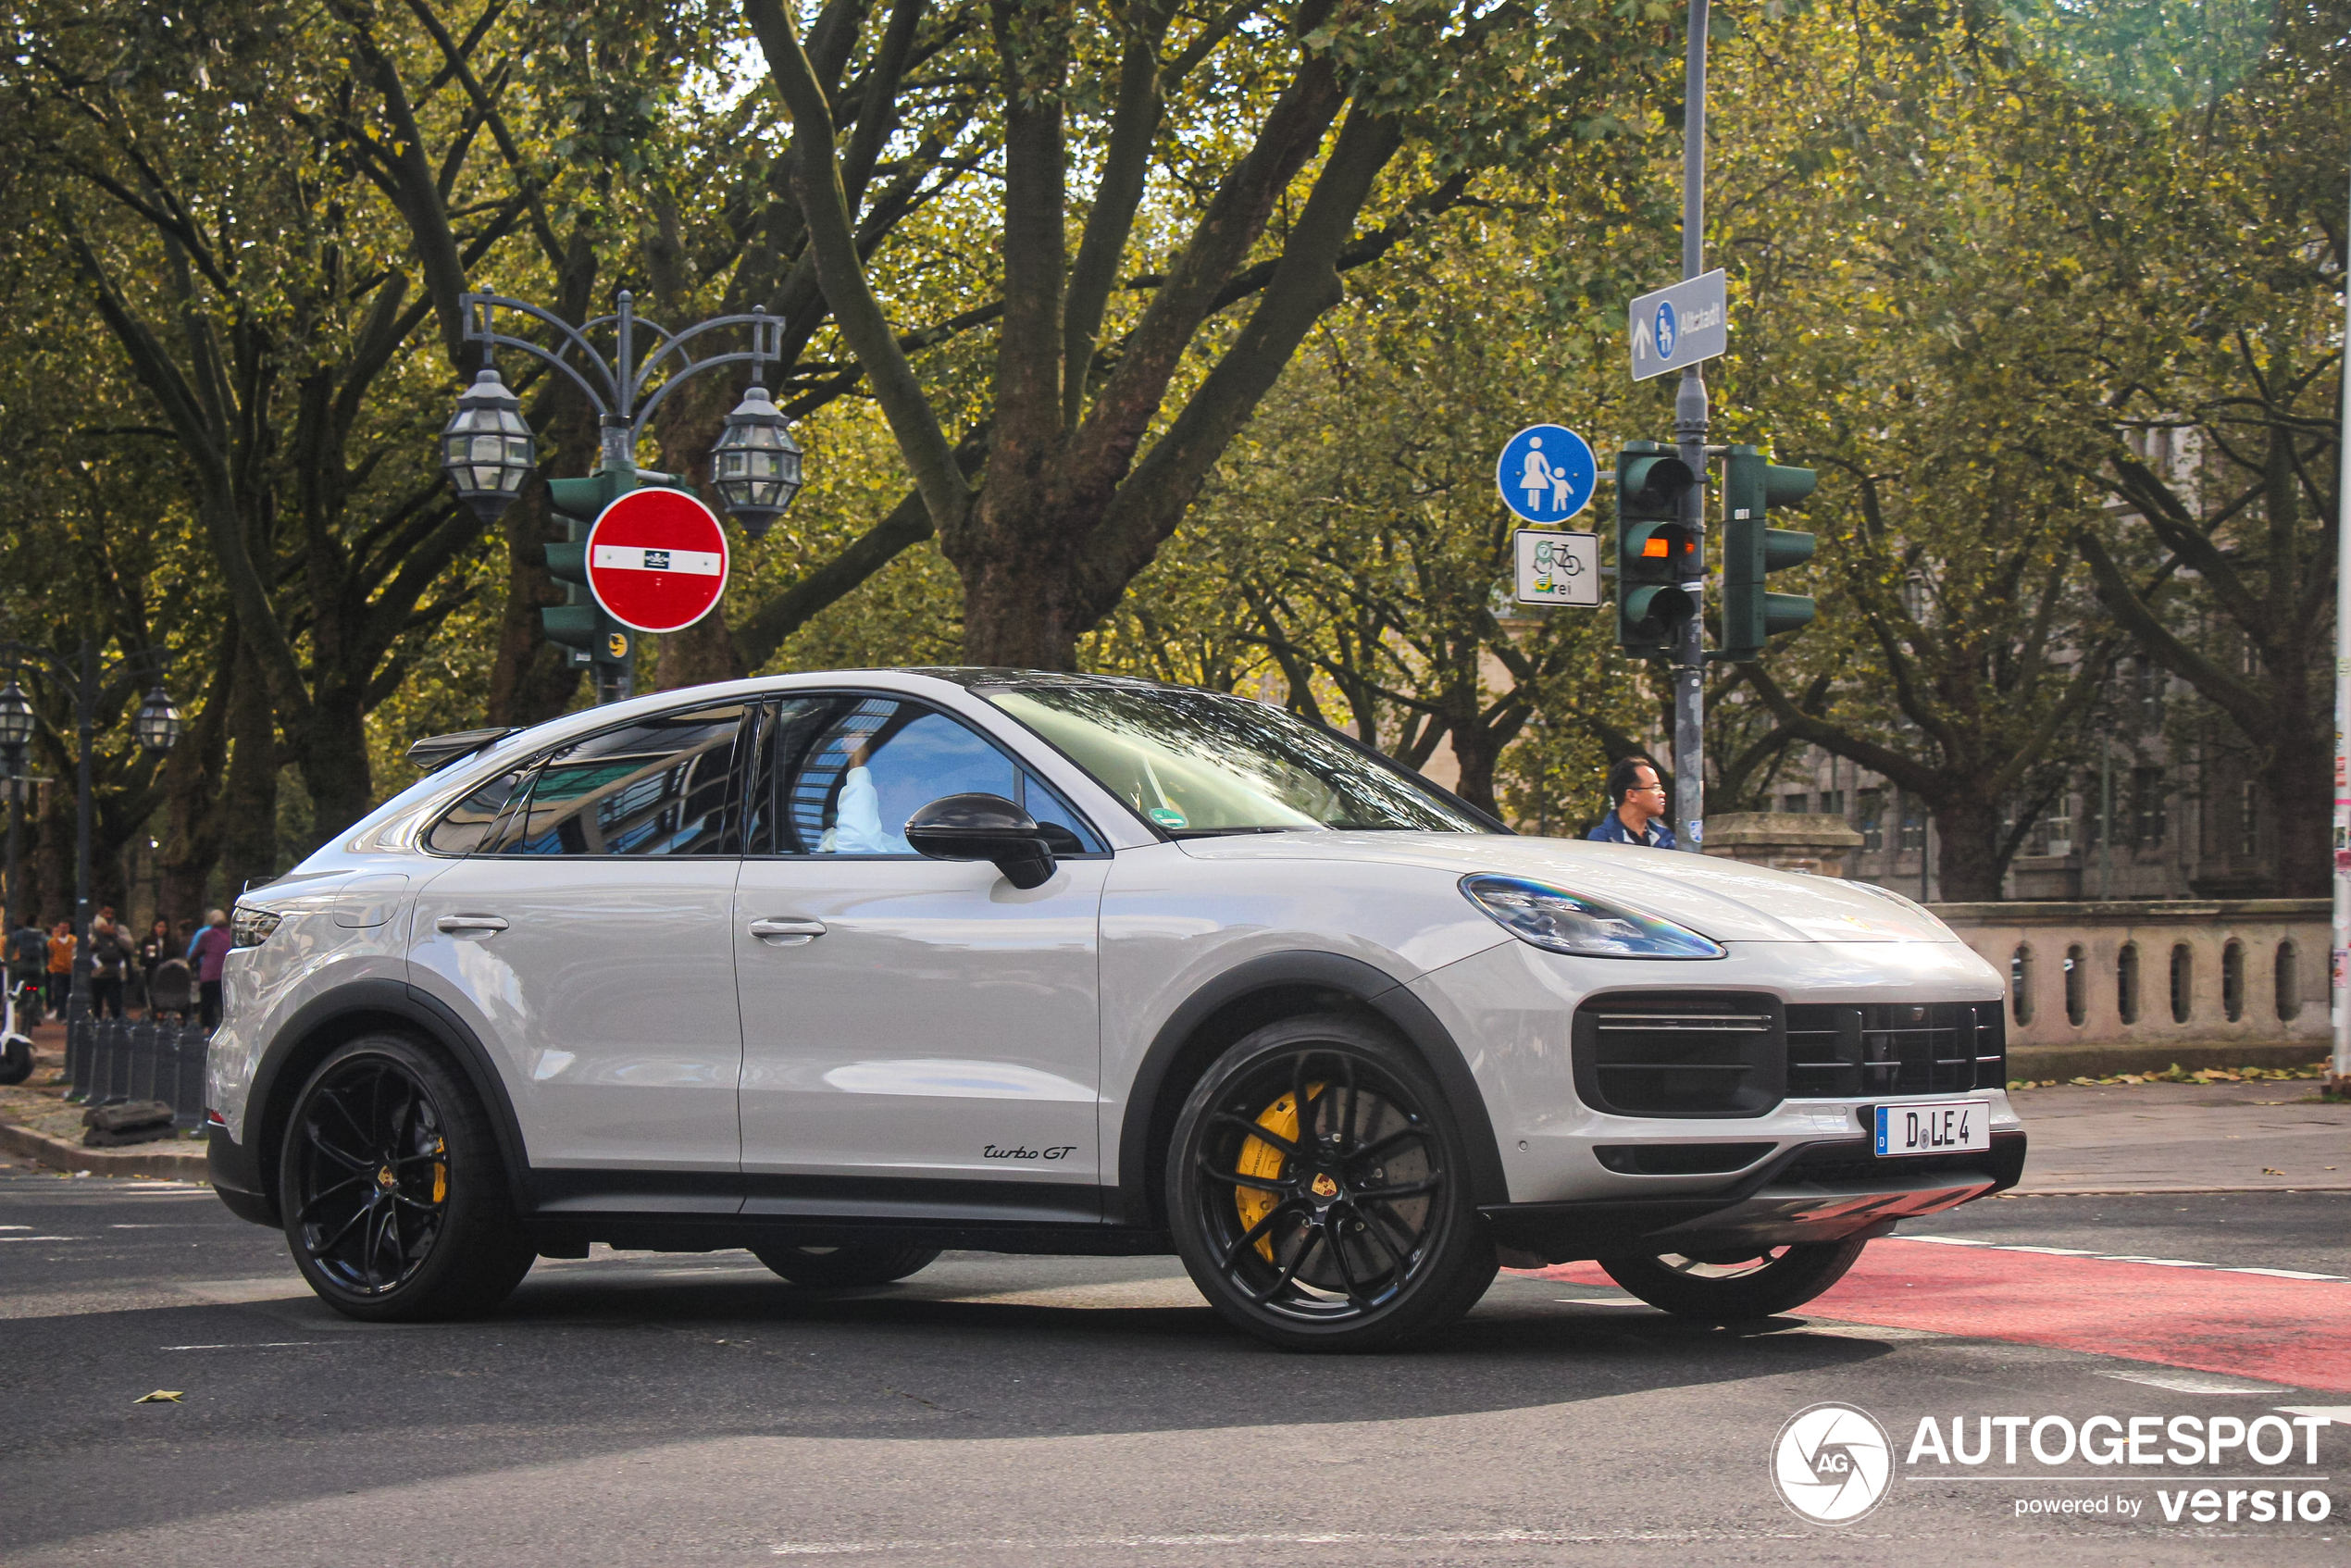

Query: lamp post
[[0, 641, 180, 1087], [0, 681, 31, 964], [441, 292, 806, 703]]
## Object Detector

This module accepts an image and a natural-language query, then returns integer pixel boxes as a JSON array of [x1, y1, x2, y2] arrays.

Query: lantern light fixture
[[440, 367, 537, 522], [707, 383, 803, 540], [133, 684, 181, 755]]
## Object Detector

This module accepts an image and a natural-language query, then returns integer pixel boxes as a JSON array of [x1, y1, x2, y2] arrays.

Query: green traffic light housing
[[1720, 444, 1818, 662], [1614, 442, 1702, 656], [541, 467, 673, 673]]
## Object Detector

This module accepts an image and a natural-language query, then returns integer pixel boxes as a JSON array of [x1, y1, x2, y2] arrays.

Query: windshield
[[988, 685, 1491, 835]]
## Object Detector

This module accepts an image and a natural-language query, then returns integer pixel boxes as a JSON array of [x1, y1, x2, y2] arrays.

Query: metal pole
[[2331, 157, 2351, 1092], [1671, 0, 1710, 854], [2100, 742, 2114, 900], [70, 638, 92, 1027]]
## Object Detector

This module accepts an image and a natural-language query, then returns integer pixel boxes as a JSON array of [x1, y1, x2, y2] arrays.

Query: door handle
[[748, 917, 826, 946], [435, 915, 509, 936]]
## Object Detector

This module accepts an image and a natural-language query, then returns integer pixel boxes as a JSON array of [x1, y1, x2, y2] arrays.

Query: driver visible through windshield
[[986, 684, 1490, 836]]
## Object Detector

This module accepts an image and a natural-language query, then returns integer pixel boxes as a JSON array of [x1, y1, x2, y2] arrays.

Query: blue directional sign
[[1628, 268, 1728, 381], [1495, 424, 1597, 524]]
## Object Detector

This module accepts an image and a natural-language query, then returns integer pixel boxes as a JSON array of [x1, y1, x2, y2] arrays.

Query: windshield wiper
[[1165, 826, 1301, 838]]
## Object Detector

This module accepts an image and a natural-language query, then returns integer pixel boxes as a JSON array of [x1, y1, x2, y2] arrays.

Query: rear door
[[731, 693, 1109, 1199], [407, 701, 752, 1178]]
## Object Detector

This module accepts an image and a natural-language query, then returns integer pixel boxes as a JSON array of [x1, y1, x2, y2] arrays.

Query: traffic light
[[1614, 441, 1700, 656], [1720, 444, 1817, 662], [542, 465, 680, 677]]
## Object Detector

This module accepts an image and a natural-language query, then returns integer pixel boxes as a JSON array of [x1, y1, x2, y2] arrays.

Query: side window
[[756, 696, 1102, 856], [501, 703, 748, 856], [424, 768, 528, 856]]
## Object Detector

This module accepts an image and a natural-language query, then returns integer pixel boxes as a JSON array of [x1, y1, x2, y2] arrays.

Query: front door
[[732, 694, 1108, 1199], [407, 700, 752, 1178]]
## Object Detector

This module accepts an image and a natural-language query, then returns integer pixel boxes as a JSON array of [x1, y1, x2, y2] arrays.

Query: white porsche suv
[[205, 669, 2024, 1350]]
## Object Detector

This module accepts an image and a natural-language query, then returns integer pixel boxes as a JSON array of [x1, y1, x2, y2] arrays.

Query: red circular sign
[[585, 488, 730, 634]]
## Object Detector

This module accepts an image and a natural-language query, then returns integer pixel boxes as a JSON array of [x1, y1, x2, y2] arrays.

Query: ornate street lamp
[[133, 685, 181, 754], [0, 682, 33, 753], [439, 367, 536, 522], [708, 383, 803, 540]]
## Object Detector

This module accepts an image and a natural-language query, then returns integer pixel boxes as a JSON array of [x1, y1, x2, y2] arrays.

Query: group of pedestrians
[[5, 906, 231, 1029]]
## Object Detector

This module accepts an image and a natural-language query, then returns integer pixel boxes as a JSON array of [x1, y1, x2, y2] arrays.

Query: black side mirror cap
[[905, 793, 1057, 890]]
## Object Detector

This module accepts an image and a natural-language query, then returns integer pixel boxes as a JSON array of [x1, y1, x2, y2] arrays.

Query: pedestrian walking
[[86, 906, 131, 1019], [190, 908, 232, 1030], [136, 917, 171, 1014], [1586, 756, 1677, 850], [44, 919, 74, 1016]]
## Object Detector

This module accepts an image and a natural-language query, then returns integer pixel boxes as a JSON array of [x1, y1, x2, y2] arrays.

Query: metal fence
[[65, 1011, 211, 1130]]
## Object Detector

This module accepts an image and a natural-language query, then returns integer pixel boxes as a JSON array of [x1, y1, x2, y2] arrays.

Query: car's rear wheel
[[1167, 1014, 1497, 1352], [279, 1035, 534, 1322], [1598, 1238, 1869, 1321], [751, 1243, 941, 1288]]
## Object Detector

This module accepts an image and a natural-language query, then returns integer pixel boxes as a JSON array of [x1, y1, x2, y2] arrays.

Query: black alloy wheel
[[751, 1242, 942, 1288], [279, 1035, 534, 1322], [1598, 1237, 1871, 1321], [1167, 1014, 1497, 1351]]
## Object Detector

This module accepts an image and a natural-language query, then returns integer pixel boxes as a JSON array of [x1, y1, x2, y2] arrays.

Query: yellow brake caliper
[[1236, 1084, 1321, 1260], [430, 1137, 448, 1204]]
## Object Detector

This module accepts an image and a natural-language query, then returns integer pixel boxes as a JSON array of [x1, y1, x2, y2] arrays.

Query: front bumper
[[1481, 1130, 2025, 1263]]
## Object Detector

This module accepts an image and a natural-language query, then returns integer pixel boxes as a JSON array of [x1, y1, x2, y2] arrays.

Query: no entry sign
[[585, 487, 730, 634]]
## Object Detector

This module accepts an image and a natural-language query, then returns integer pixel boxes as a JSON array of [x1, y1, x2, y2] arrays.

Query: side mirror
[[904, 793, 1057, 890]]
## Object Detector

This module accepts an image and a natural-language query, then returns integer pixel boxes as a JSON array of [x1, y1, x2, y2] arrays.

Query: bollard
[[94, 1017, 130, 1106], [127, 1017, 158, 1102], [172, 1023, 210, 1131], [64, 1011, 92, 1102]]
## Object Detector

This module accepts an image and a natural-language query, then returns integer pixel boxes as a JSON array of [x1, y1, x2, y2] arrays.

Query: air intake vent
[[1785, 1002, 2008, 1098], [1573, 992, 1785, 1118]]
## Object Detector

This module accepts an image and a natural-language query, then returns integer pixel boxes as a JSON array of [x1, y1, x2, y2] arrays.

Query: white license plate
[[1874, 1100, 1990, 1156]]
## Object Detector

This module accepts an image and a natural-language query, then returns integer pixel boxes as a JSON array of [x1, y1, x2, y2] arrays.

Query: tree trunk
[[959, 531, 1085, 670], [2265, 720, 2328, 898], [1932, 793, 2008, 902], [655, 607, 747, 691], [218, 650, 281, 897], [158, 641, 234, 927], [294, 689, 376, 851]]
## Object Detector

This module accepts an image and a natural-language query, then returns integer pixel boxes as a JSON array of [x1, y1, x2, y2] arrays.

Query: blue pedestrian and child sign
[[1495, 424, 1597, 524]]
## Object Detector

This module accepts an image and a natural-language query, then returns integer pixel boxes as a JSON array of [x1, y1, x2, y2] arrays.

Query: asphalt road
[[3, 1164, 2346, 1568]]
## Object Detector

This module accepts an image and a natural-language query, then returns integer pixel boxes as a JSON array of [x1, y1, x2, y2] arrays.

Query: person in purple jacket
[[189, 908, 233, 1029]]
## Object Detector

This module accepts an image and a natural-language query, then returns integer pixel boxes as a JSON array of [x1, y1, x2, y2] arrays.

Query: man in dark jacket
[[1586, 755, 1677, 850]]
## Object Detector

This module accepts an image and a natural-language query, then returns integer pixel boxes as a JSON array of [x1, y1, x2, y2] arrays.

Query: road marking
[[2278, 1405, 2351, 1421], [771, 1529, 1811, 1555], [2098, 1368, 2291, 1395], [161, 1341, 322, 1351], [1898, 1235, 2351, 1281], [0, 1234, 77, 1241]]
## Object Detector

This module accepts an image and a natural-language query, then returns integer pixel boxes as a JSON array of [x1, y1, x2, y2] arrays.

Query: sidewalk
[[2007, 1078, 2351, 1193]]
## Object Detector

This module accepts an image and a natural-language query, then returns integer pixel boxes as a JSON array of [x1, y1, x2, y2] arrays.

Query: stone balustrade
[[1925, 899, 2328, 1074]]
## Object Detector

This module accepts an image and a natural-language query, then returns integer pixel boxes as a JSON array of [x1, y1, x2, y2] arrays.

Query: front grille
[[1784, 1002, 2007, 1098], [1574, 992, 1785, 1118]]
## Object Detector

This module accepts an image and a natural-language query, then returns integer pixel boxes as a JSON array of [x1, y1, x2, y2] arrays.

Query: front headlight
[[1461, 875, 1724, 960], [230, 907, 283, 949]]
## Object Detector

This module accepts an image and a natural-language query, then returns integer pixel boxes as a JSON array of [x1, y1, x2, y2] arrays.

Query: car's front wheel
[[1598, 1238, 1869, 1321], [279, 1035, 535, 1322], [752, 1243, 941, 1288], [1167, 1014, 1497, 1352]]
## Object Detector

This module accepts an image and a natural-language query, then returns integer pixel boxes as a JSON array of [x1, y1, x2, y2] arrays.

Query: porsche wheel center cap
[[1310, 1173, 1339, 1200]]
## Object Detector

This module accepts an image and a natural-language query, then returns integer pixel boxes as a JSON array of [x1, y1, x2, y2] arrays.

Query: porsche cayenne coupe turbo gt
[[205, 669, 2024, 1350]]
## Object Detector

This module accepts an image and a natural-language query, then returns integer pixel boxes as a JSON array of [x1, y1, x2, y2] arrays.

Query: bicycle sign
[[1512, 529, 1600, 607]]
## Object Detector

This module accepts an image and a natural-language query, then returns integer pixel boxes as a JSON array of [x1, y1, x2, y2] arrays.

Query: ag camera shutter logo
[[1773, 1402, 1895, 1524]]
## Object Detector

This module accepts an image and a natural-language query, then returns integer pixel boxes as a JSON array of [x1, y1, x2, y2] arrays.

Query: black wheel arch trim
[[231, 979, 533, 1226], [1112, 950, 1510, 1226]]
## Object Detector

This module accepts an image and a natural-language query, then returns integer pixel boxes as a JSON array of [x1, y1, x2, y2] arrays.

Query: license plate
[[1874, 1099, 1990, 1156]]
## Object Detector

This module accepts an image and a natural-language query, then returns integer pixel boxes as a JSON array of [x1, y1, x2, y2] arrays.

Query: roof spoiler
[[405, 727, 516, 773]]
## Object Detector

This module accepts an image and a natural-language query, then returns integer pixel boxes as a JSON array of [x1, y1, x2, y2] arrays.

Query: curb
[[0, 1118, 207, 1181]]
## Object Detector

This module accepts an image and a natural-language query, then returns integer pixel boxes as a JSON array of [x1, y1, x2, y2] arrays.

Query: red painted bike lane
[[1533, 1238, 2351, 1394]]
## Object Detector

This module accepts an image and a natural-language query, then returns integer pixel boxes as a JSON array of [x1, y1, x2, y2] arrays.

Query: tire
[[278, 1034, 535, 1322], [1598, 1238, 1870, 1321], [751, 1243, 942, 1288], [1165, 1014, 1498, 1352], [0, 1034, 30, 1086]]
